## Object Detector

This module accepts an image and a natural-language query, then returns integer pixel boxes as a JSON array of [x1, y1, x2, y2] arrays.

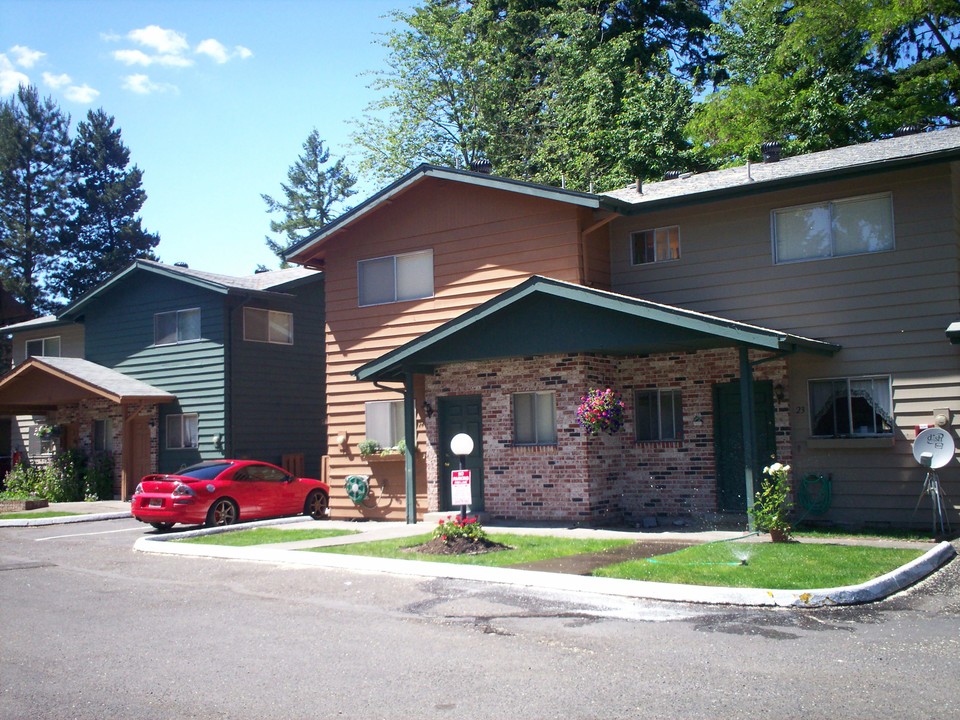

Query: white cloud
[[42, 71, 71, 89], [0, 55, 29, 94], [122, 73, 177, 95], [9, 45, 45, 68], [196, 38, 229, 64], [235, 46, 253, 60], [128, 25, 188, 55], [113, 47, 192, 68], [64, 84, 100, 104]]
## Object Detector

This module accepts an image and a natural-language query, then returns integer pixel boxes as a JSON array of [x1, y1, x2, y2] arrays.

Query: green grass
[[594, 541, 926, 589], [176, 527, 358, 546], [793, 526, 933, 542], [0, 511, 80, 520], [310, 533, 635, 566]]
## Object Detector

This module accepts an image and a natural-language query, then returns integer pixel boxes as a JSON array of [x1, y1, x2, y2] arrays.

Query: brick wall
[[426, 349, 789, 525]]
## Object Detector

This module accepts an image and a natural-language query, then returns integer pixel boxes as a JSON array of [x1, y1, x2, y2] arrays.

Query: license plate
[[148, 498, 162, 507]]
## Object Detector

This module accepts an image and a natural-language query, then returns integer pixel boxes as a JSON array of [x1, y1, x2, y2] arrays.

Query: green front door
[[438, 395, 484, 512], [714, 380, 776, 514]]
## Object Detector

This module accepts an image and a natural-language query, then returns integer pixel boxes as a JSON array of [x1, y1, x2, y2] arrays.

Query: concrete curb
[[133, 528, 956, 608], [0, 511, 131, 527]]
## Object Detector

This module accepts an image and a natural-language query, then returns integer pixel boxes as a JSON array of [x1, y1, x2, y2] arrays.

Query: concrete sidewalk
[[0, 500, 131, 526]]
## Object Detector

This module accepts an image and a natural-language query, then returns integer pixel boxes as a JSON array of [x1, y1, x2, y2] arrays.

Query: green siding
[[228, 278, 326, 477], [82, 272, 227, 472]]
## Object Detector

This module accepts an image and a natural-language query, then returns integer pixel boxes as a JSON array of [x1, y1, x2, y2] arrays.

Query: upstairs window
[[155, 309, 201, 345], [513, 391, 557, 445], [243, 307, 293, 345], [26, 336, 61, 358], [635, 389, 683, 441], [358, 250, 433, 306], [809, 376, 893, 437], [631, 226, 680, 265], [773, 193, 894, 264]]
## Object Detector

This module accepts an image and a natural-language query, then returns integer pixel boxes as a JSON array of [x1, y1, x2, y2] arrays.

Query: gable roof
[[284, 164, 632, 264], [61, 260, 321, 318], [605, 126, 960, 211], [0, 356, 175, 414], [354, 276, 840, 382]]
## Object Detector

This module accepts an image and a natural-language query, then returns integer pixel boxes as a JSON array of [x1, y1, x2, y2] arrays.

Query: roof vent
[[761, 141, 782, 163], [470, 159, 492, 174], [894, 124, 922, 137], [174, 261, 189, 268], [663, 169, 683, 180]]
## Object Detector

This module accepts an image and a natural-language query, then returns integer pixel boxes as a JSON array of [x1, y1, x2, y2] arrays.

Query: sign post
[[449, 433, 475, 520]]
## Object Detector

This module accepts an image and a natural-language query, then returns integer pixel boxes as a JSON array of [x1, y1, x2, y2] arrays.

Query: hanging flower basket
[[576, 388, 625, 436]]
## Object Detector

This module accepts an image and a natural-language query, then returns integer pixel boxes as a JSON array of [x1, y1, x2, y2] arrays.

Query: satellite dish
[[912, 428, 956, 469]]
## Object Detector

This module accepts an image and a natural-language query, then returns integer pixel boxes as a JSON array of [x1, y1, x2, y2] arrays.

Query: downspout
[[403, 372, 417, 524], [739, 345, 757, 530]]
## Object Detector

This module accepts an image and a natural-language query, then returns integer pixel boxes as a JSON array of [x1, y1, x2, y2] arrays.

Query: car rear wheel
[[305, 490, 329, 520], [150, 522, 175, 531], [206, 498, 238, 527]]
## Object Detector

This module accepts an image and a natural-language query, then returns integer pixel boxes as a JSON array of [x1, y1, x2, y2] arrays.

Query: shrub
[[85, 452, 115, 501], [432, 515, 488, 543], [1, 450, 115, 502]]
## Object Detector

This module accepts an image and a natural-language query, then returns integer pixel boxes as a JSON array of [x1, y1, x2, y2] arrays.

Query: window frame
[[772, 192, 895, 265], [364, 400, 405, 449], [630, 226, 681, 265], [243, 307, 294, 345], [154, 308, 201, 346], [634, 389, 683, 442], [358, 249, 434, 307], [25, 336, 61, 358], [512, 391, 557, 446], [808, 375, 894, 438], [93, 419, 113, 453], [166, 413, 199, 450]]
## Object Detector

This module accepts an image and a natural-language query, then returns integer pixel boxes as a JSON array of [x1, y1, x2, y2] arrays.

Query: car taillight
[[134, 483, 144, 495], [172, 482, 195, 497]]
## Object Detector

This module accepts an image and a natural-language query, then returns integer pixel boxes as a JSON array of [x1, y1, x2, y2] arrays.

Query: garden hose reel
[[345, 475, 370, 504]]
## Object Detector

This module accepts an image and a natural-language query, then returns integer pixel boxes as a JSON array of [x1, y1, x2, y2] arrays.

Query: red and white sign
[[451, 469, 472, 506]]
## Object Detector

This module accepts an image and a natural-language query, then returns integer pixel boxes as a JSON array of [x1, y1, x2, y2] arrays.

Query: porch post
[[403, 372, 417, 524], [739, 345, 757, 530]]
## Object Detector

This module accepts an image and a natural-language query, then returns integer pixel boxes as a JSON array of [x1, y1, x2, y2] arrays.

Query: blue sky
[[1, 0, 413, 276]]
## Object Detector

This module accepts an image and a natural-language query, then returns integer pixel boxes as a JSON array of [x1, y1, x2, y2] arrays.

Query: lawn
[[594, 541, 926, 589], [176, 527, 358, 547], [310, 532, 635, 566], [311, 533, 926, 588], [0, 511, 80, 520]]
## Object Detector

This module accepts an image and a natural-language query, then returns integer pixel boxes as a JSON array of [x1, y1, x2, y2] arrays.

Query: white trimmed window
[[773, 193, 894, 264], [166, 413, 199, 449], [513, 391, 557, 445], [809, 376, 893, 437], [25, 336, 61, 358], [243, 307, 293, 345], [631, 226, 680, 265], [154, 309, 201, 345], [365, 400, 405, 448], [635, 389, 683, 441], [358, 250, 433, 306]]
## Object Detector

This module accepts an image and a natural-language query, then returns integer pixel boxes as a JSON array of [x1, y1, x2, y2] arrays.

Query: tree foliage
[[262, 128, 357, 261], [353, 0, 718, 191], [0, 85, 73, 314], [0, 86, 160, 314], [52, 108, 159, 304], [687, 0, 960, 166]]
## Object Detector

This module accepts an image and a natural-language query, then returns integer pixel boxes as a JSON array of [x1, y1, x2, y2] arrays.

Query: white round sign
[[912, 428, 956, 469]]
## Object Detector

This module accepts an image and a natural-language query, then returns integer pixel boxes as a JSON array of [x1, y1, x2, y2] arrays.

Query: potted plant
[[576, 388, 626, 436], [749, 462, 794, 542], [357, 439, 382, 457]]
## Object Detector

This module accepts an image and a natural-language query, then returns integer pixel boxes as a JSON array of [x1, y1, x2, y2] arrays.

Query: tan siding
[[310, 179, 594, 519]]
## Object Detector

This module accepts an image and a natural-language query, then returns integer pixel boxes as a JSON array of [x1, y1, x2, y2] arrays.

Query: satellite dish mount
[[911, 428, 955, 536]]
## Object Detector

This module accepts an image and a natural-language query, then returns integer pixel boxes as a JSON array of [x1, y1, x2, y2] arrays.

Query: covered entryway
[[714, 380, 776, 513], [0, 357, 175, 498], [354, 276, 840, 523]]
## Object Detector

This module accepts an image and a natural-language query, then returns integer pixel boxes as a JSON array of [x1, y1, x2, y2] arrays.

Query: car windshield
[[176, 462, 234, 480]]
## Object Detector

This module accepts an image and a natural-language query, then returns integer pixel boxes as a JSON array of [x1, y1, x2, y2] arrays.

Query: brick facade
[[425, 349, 789, 525]]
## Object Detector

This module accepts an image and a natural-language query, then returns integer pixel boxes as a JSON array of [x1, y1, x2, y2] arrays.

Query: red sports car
[[131, 460, 330, 530]]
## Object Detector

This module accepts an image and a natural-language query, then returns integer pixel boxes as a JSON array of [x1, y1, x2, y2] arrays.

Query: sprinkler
[[739, 558, 748, 566]]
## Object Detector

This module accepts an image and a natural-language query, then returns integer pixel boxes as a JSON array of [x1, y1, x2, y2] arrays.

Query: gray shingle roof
[[604, 126, 960, 207], [23, 356, 175, 403]]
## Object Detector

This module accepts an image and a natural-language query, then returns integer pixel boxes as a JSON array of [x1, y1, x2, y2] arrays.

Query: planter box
[[0, 499, 50, 512]]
